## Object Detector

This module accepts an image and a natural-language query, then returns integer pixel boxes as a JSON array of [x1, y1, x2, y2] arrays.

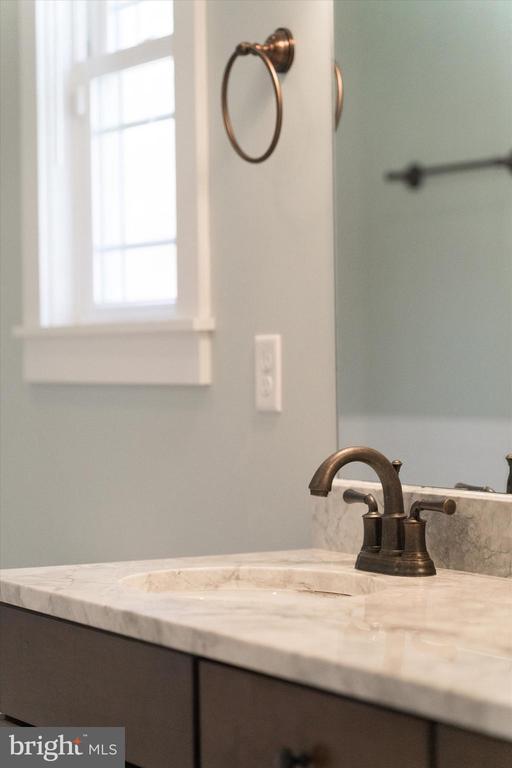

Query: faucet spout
[[309, 446, 406, 558]]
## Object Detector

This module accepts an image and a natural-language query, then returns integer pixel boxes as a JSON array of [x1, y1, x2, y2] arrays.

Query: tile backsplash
[[312, 480, 512, 577]]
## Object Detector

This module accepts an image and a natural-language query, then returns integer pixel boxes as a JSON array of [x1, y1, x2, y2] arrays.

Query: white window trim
[[15, 0, 214, 385]]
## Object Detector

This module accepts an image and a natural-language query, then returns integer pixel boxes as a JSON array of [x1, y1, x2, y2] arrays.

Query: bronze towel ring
[[221, 28, 295, 164]]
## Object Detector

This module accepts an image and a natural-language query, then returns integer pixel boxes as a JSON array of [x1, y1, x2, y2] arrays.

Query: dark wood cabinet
[[436, 724, 512, 768], [1, 603, 510, 768], [0, 604, 194, 768], [200, 660, 431, 768]]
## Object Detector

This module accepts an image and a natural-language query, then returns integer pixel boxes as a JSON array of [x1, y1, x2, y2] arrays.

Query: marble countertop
[[1, 549, 511, 740]]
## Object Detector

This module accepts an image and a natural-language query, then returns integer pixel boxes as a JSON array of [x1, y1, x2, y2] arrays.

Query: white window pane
[[121, 58, 174, 124], [94, 250, 124, 304], [90, 59, 174, 131], [124, 244, 177, 303], [139, 0, 174, 40], [106, 0, 174, 54], [123, 118, 176, 244], [91, 132, 123, 248], [94, 245, 176, 305], [89, 46, 176, 309], [109, 2, 138, 52], [90, 72, 121, 132]]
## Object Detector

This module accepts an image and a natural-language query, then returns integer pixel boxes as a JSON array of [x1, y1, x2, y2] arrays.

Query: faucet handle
[[343, 488, 381, 553], [401, 497, 457, 576], [506, 453, 512, 494], [392, 459, 403, 476], [409, 497, 456, 521], [343, 488, 378, 513]]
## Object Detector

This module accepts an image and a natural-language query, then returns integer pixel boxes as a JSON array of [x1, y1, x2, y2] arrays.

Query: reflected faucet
[[455, 482, 496, 493], [309, 446, 455, 576], [456, 453, 512, 494]]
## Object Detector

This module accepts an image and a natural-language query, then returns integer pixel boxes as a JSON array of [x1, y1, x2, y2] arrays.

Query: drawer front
[[0, 604, 194, 768], [200, 661, 431, 768], [436, 724, 512, 768]]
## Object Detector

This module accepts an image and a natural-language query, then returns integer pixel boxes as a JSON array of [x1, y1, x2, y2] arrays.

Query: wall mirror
[[333, 0, 511, 492]]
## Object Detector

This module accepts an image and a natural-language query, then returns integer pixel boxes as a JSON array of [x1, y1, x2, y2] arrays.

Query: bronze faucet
[[309, 446, 456, 577]]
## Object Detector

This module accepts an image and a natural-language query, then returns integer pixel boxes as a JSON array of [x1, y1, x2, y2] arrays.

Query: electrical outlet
[[255, 335, 282, 412]]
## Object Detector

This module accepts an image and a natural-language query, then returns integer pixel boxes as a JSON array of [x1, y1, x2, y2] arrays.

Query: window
[[89, 13, 177, 312], [16, 0, 213, 384]]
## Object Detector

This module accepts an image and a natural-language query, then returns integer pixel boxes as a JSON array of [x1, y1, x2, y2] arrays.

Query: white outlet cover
[[255, 334, 282, 412]]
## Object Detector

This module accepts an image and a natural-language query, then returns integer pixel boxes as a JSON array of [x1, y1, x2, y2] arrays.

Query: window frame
[[15, 0, 214, 385]]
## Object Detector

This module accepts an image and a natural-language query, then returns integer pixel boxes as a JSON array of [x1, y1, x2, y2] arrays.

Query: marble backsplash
[[312, 480, 512, 577]]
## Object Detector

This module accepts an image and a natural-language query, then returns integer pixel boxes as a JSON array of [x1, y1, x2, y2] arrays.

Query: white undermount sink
[[120, 565, 387, 598]]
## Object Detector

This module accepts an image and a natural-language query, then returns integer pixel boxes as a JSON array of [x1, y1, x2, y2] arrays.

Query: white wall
[[0, 0, 337, 568], [334, 0, 512, 490]]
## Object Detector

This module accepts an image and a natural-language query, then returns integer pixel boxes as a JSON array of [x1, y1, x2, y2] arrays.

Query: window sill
[[13, 318, 215, 385]]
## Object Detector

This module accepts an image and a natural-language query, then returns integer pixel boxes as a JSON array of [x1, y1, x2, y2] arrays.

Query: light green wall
[[335, 0, 512, 488], [0, 0, 337, 567]]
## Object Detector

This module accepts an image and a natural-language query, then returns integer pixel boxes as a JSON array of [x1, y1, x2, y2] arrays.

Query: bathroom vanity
[[1, 549, 511, 768]]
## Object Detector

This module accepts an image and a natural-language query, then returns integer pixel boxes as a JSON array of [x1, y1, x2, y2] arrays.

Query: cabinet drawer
[[0, 604, 194, 768], [436, 724, 512, 768], [200, 661, 431, 768]]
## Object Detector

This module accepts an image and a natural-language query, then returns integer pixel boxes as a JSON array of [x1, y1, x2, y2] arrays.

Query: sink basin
[[121, 565, 386, 598]]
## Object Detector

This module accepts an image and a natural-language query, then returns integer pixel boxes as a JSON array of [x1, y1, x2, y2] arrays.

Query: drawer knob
[[279, 747, 313, 767]]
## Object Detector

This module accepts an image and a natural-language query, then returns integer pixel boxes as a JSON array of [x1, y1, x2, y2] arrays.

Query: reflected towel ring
[[334, 61, 344, 129], [221, 28, 295, 164]]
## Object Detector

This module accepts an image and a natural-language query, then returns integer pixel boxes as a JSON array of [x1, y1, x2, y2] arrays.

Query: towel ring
[[334, 61, 344, 129], [221, 28, 295, 164]]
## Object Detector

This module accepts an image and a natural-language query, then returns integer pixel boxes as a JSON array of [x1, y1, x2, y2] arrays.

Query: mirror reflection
[[334, 0, 512, 491]]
